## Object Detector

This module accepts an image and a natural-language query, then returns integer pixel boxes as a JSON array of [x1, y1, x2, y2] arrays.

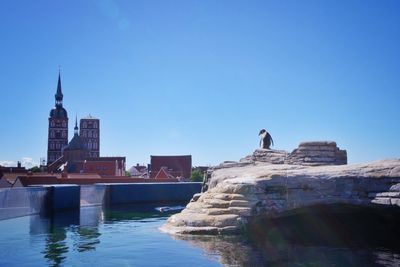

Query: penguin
[[259, 129, 274, 149]]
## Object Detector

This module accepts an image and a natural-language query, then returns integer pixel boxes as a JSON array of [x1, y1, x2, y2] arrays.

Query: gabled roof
[[129, 165, 147, 176], [64, 134, 86, 151], [154, 168, 174, 179], [12, 176, 59, 187], [0, 177, 12, 188], [150, 155, 192, 179]]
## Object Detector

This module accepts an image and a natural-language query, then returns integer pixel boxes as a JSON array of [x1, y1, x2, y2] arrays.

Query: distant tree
[[190, 169, 203, 182], [29, 166, 41, 173], [125, 171, 131, 177]]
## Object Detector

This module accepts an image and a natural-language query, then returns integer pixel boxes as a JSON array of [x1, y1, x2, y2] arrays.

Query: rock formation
[[161, 142, 400, 235], [239, 141, 347, 166], [286, 141, 347, 166], [240, 149, 289, 164]]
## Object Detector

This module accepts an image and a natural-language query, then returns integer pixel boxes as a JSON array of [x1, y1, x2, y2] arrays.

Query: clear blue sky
[[1, 0, 399, 168]]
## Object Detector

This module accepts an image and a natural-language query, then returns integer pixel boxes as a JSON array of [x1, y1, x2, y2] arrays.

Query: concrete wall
[[0, 182, 202, 220], [49, 185, 80, 212], [104, 182, 202, 205], [0, 187, 49, 220]]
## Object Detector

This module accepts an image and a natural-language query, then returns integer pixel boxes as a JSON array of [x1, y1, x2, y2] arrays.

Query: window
[[62, 131, 66, 138], [93, 132, 97, 138], [83, 122, 87, 128], [51, 121, 55, 127], [88, 131, 92, 138], [62, 121, 66, 127], [82, 131, 87, 137], [50, 142, 54, 149], [94, 122, 98, 128]]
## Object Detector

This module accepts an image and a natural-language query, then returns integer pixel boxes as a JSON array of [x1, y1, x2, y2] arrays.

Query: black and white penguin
[[259, 129, 274, 149]]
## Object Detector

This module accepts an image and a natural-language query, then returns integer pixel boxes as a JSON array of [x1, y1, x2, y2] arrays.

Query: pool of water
[[0, 203, 222, 267], [0, 203, 399, 266]]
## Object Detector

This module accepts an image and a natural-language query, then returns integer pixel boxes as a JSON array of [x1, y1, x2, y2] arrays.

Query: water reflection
[[22, 202, 400, 266], [173, 235, 265, 266], [101, 202, 184, 223], [72, 226, 101, 253], [172, 204, 400, 266], [30, 208, 101, 266], [28, 202, 183, 266], [43, 227, 68, 267]]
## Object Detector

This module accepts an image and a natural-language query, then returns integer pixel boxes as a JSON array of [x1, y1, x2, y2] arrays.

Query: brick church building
[[47, 73, 125, 176], [47, 73, 68, 165]]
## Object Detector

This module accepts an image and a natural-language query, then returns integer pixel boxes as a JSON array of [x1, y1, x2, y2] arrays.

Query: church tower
[[47, 73, 69, 165], [80, 115, 100, 158]]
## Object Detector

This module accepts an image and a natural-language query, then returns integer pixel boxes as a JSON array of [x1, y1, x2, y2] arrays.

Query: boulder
[[285, 141, 347, 166], [237, 141, 347, 167], [160, 159, 400, 235], [240, 149, 289, 164]]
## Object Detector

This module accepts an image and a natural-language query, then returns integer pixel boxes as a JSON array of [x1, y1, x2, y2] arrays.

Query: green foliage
[[190, 169, 203, 182], [29, 166, 41, 173], [125, 171, 131, 177]]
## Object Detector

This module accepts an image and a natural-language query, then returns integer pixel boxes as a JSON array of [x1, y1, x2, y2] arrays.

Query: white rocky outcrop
[[286, 141, 347, 166], [161, 157, 400, 235]]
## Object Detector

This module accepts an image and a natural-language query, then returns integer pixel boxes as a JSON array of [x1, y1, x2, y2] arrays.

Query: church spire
[[55, 70, 63, 107], [74, 115, 79, 135]]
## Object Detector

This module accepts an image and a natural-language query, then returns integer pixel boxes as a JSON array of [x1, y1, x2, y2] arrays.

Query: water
[[0, 203, 399, 266], [0, 203, 221, 267]]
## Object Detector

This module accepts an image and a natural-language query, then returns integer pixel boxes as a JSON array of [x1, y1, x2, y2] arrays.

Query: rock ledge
[[161, 159, 400, 235]]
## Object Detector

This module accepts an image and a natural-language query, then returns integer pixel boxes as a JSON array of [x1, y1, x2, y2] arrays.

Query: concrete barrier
[[1, 183, 201, 220], [0, 187, 48, 220], [103, 182, 202, 205], [49, 185, 80, 211]]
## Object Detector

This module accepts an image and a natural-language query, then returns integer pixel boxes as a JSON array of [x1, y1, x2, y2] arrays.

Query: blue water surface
[[1, 203, 399, 267], [0, 204, 221, 267]]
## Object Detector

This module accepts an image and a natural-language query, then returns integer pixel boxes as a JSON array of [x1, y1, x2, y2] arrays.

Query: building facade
[[80, 115, 100, 158], [150, 155, 192, 179], [48, 120, 126, 176], [62, 118, 89, 173], [46, 72, 126, 176], [47, 73, 68, 165], [83, 157, 126, 176]]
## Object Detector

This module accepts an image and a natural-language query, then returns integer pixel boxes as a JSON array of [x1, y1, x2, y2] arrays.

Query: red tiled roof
[[13, 176, 59, 187], [67, 173, 102, 179]]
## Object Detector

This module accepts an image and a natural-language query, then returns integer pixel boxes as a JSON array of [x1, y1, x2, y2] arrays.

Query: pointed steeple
[[74, 115, 79, 135], [55, 70, 63, 107]]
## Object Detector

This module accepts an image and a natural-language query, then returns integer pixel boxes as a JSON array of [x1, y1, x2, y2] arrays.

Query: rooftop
[[82, 114, 98, 120]]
